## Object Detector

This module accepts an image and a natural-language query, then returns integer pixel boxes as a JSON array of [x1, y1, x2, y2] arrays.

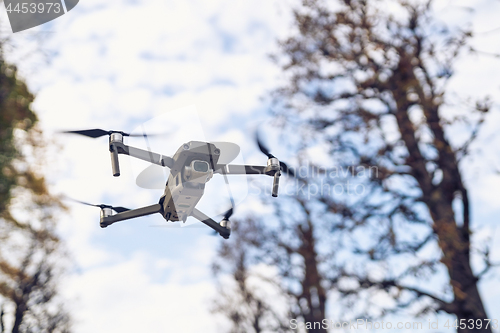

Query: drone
[[63, 128, 294, 239]]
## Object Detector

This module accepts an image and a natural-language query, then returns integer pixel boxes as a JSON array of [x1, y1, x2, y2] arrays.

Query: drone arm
[[191, 208, 230, 239], [100, 203, 162, 228], [214, 164, 269, 175], [111, 141, 174, 167], [215, 163, 282, 197]]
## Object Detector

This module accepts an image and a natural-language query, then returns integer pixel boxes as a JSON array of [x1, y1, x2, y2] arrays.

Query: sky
[[1, 0, 296, 331], [1, 0, 500, 332]]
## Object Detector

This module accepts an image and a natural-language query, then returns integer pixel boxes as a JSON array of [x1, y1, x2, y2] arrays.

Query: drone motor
[[100, 207, 113, 218]]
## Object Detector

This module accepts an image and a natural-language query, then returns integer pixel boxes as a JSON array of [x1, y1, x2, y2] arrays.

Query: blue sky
[[1, 0, 500, 332]]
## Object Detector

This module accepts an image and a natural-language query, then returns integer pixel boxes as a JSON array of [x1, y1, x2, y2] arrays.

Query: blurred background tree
[[213, 1, 498, 332], [212, 200, 331, 333], [0, 52, 71, 332]]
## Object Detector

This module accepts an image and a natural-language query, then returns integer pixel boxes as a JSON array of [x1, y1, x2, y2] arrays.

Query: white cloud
[[63, 250, 222, 333]]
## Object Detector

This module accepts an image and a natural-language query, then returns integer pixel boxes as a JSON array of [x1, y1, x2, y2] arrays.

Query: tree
[[214, 0, 498, 332], [0, 54, 71, 332], [212, 211, 329, 333], [212, 219, 291, 333], [275, 0, 495, 330], [213, 189, 337, 333]]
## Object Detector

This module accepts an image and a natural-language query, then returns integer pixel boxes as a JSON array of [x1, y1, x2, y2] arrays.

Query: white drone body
[[64, 129, 287, 239]]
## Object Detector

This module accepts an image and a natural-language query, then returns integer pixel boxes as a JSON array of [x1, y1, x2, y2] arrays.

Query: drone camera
[[193, 160, 209, 172], [184, 160, 213, 183]]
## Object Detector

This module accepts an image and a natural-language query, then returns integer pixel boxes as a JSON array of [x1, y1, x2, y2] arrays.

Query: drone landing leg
[[191, 208, 230, 239], [100, 203, 162, 228], [110, 145, 120, 176]]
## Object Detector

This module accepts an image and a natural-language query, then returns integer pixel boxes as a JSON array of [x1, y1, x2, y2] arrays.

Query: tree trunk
[[0, 305, 4, 333], [455, 286, 491, 333], [431, 201, 491, 333], [390, 53, 491, 333], [11, 301, 26, 333], [298, 218, 327, 333]]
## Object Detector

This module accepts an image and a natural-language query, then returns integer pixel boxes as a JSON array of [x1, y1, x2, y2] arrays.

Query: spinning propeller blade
[[62, 129, 110, 138], [255, 132, 295, 177], [223, 207, 234, 220], [136, 164, 166, 189], [69, 198, 130, 213], [278, 161, 295, 177], [109, 206, 131, 213], [211, 142, 240, 165], [256, 134, 275, 159], [211, 157, 237, 236], [61, 128, 163, 138]]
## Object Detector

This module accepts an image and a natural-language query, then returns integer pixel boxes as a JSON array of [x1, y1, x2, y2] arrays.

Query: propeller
[[69, 198, 130, 213], [211, 152, 237, 235], [211, 142, 240, 165], [255, 133, 295, 177], [222, 207, 234, 221], [136, 164, 166, 189], [61, 128, 162, 138]]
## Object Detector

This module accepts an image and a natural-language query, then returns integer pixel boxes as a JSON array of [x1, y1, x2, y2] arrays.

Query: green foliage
[[0, 57, 71, 332], [0, 59, 38, 211]]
